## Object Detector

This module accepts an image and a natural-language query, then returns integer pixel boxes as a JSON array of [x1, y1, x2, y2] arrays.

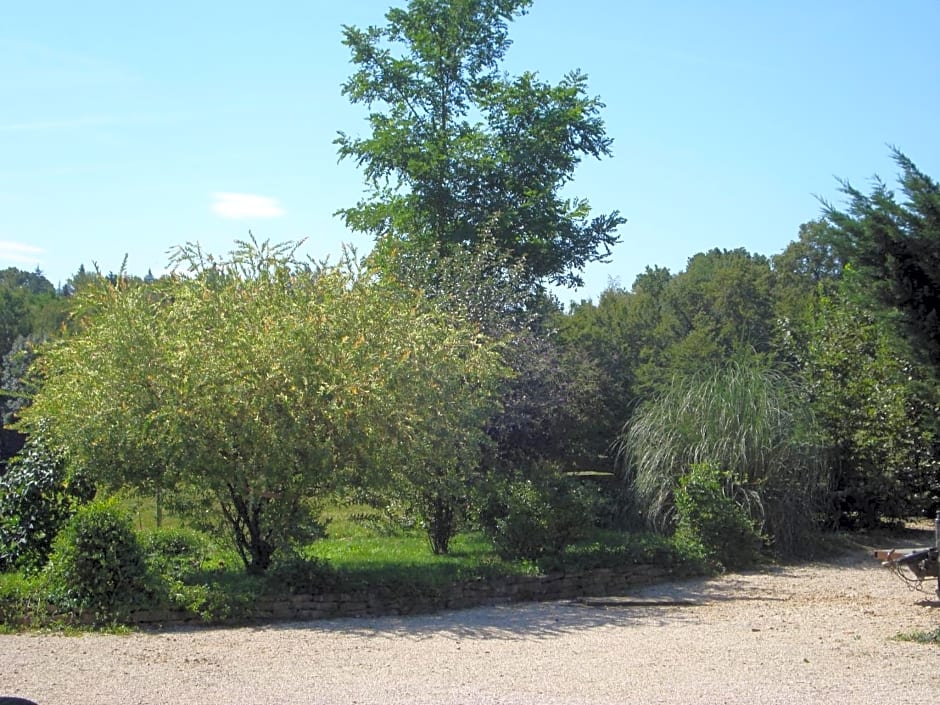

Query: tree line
[[2, 0, 937, 577]]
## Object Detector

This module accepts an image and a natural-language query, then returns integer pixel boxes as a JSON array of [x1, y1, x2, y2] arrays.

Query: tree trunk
[[426, 492, 455, 555]]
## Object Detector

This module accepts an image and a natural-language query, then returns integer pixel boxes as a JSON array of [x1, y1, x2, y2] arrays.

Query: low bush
[[0, 572, 44, 628], [673, 463, 764, 571], [163, 571, 263, 624], [142, 527, 211, 580], [44, 499, 151, 621], [483, 470, 598, 561]]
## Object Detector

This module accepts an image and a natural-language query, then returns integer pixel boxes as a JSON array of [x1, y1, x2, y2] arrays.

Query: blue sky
[[2, 1, 938, 303]]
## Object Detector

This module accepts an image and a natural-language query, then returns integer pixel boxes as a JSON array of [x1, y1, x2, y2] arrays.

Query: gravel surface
[[2, 537, 938, 705]]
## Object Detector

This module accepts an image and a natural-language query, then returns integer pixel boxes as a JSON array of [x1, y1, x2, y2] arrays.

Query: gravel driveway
[[2, 541, 938, 704]]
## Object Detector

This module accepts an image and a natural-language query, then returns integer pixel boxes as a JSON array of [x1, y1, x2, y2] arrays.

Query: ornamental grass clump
[[618, 360, 827, 556]]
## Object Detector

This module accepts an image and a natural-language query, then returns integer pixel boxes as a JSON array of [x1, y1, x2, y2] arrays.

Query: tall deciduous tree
[[336, 0, 624, 287], [21, 239, 504, 572], [660, 249, 777, 376]]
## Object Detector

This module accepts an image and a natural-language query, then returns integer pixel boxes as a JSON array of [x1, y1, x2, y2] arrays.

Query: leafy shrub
[[483, 470, 597, 561], [0, 571, 44, 628], [164, 573, 262, 624], [544, 530, 707, 575], [45, 499, 151, 620], [0, 435, 94, 572], [142, 528, 211, 580], [673, 463, 764, 570]]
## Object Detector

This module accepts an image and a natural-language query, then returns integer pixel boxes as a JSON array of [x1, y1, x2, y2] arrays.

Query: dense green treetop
[[660, 248, 776, 373], [0, 268, 65, 361], [336, 0, 624, 287], [562, 248, 777, 402], [0, 268, 55, 297], [823, 150, 940, 370]]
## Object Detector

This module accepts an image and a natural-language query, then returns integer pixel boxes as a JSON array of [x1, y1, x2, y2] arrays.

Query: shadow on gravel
[[255, 573, 791, 641], [256, 539, 937, 641], [283, 600, 704, 641], [186, 524, 937, 641]]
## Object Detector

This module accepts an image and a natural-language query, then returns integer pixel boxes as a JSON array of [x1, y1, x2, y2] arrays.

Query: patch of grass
[[116, 492, 184, 533], [1, 491, 712, 631], [537, 529, 711, 575], [163, 569, 266, 624], [319, 502, 406, 540], [307, 531, 527, 590], [895, 627, 940, 644]]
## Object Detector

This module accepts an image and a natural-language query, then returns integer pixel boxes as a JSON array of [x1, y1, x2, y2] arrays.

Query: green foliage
[[164, 572, 263, 624], [558, 250, 779, 473], [23, 238, 505, 572], [794, 281, 939, 526], [546, 530, 700, 574], [0, 512, 712, 629], [823, 150, 940, 372], [619, 358, 826, 555], [491, 330, 608, 472], [337, 0, 623, 287], [0, 571, 44, 627], [265, 555, 337, 595], [357, 242, 513, 555], [771, 220, 843, 329], [558, 267, 673, 466], [0, 267, 64, 360], [480, 468, 597, 561], [380, 235, 606, 475], [1, 334, 44, 426], [141, 527, 211, 580], [373, 234, 541, 337], [814, 151, 940, 522], [895, 626, 940, 645], [319, 502, 402, 539], [673, 463, 764, 571], [308, 531, 519, 587], [45, 499, 150, 620], [662, 249, 777, 376], [145, 531, 332, 623], [0, 434, 93, 571]]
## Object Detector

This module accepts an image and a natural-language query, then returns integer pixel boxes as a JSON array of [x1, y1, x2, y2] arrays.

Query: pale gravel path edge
[[2, 536, 938, 705]]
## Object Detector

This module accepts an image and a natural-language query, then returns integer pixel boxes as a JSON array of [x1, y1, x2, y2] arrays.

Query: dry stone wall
[[129, 564, 673, 628]]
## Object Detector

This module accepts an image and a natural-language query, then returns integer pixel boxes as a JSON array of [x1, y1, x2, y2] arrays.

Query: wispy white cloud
[[211, 192, 285, 219], [0, 39, 138, 89], [0, 112, 188, 133], [0, 240, 43, 265], [0, 115, 118, 132]]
